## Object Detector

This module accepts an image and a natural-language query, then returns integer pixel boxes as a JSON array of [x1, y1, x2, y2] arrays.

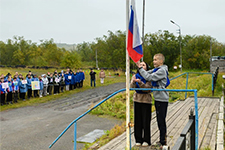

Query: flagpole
[[126, 0, 130, 149], [141, 0, 145, 62]]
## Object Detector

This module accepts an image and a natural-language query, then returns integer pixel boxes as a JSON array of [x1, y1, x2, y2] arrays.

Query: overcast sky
[[0, 0, 225, 44]]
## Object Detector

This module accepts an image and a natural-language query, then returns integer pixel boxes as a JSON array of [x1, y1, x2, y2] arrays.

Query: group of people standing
[[132, 53, 169, 149], [0, 68, 85, 105]]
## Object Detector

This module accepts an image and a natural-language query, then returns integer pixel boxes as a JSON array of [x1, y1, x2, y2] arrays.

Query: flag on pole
[[127, 0, 143, 63]]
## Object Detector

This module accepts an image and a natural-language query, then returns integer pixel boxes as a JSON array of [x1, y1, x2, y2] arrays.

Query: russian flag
[[127, 0, 143, 63]]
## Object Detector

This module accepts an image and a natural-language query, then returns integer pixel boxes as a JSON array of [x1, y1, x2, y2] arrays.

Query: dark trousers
[[28, 89, 32, 98], [47, 86, 49, 93], [80, 80, 83, 87], [54, 85, 59, 94], [134, 102, 152, 145], [7, 92, 12, 103], [69, 84, 73, 90], [73, 84, 76, 89], [48, 85, 53, 95], [20, 93, 26, 100], [33, 90, 38, 97], [1, 93, 6, 105], [14, 91, 18, 103], [60, 85, 65, 92], [91, 79, 96, 87], [155, 101, 168, 145], [76, 83, 79, 88]]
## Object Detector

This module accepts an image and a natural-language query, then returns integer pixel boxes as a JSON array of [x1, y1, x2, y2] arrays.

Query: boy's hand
[[135, 61, 141, 68]]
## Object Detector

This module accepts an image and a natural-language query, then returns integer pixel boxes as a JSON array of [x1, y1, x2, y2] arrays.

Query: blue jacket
[[7, 81, 14, 92], [80, 72, 85, 81], [71, 74, 76, 85], [13, 80, 19, 91], [26, 77, 32, 89], [19, 80, 27, 93], [76, 72, 80, 83], [65, 74, 71, 85], [39, 80, 43, 90]]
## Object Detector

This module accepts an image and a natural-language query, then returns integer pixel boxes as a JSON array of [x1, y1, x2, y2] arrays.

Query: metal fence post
[[185, 73, 189, 99], [189, 108, 195, 150], [74, 122, 77, 150], [194, 90, 198, 150]]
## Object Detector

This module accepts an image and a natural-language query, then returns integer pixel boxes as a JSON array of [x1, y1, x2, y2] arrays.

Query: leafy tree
[[144, 30, 179, 70], [61, 51, 81, 69]]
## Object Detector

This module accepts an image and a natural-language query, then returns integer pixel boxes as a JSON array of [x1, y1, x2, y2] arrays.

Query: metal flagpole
[[126, 0, 130, 149], [141, 0, 145, 62]]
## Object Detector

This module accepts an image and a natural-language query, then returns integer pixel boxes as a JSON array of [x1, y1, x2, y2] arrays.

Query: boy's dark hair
[[13, 76, 17, 79]]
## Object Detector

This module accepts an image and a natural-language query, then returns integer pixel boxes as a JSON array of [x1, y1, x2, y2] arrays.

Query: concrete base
[[77, 129, 105, 143]]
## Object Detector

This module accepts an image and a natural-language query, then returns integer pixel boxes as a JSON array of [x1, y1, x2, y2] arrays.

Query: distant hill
[[56, 43, 76, 51]]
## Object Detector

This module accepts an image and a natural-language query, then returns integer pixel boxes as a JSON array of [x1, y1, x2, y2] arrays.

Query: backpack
[[151, 68, 170, 88]]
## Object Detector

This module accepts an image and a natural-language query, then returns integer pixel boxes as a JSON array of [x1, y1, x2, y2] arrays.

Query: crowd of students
[[0, 68, 85, 106]]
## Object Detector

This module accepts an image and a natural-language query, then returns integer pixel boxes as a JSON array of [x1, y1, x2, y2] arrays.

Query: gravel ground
[[0, 82, 125, 150]]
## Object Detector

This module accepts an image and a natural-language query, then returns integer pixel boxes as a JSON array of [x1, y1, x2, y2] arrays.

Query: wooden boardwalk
[[98, 97, 220, 150]]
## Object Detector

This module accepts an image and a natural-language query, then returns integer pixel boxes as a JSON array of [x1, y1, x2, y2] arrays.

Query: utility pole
[[96, 49, 98, 69], [170, 20, 182, 72], [210, 38, 212, 72]]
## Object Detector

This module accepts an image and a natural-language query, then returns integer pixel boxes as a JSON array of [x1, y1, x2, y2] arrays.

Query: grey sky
[[0, 0, 225, 44]]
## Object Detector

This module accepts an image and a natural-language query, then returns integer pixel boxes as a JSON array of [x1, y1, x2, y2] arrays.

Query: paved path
[[0, 82, 125, 150]]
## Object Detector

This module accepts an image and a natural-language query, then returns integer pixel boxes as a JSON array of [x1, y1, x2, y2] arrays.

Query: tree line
[[0, 30, 224, 70]]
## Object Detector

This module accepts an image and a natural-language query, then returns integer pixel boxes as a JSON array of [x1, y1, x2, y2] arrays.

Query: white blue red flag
[[127, 0, 143, 63]]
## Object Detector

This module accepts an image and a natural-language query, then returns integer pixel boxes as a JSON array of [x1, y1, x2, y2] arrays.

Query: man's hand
[[135, 61, 141, 68]]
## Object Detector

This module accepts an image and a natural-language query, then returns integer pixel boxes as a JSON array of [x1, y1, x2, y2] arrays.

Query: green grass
[[0, 67, 126, 111]]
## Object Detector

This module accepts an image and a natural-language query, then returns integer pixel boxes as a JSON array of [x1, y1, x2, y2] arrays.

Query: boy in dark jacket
[[48, 73, 54, 95], [53, 73, 60, 94], [89, 69, 96, 87], [59, 73, 65, 92]]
